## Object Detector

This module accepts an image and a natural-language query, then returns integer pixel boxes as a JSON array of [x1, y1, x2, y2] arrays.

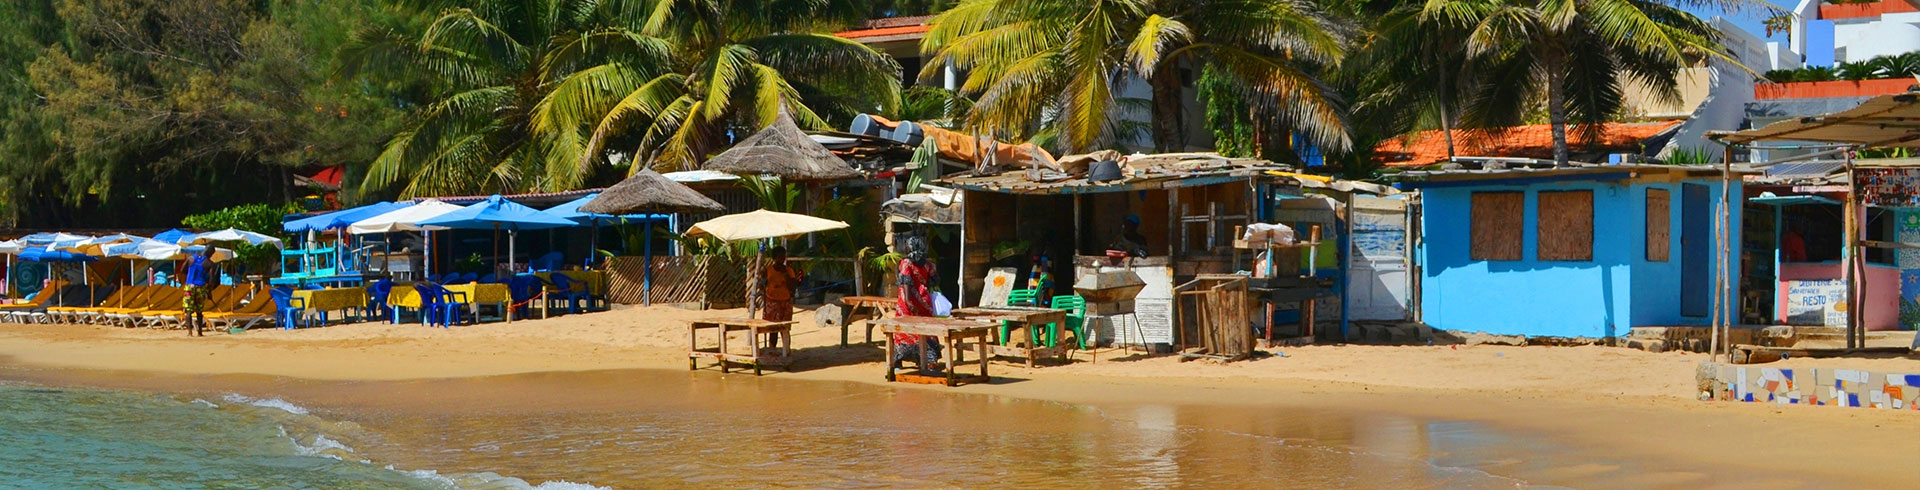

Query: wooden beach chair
[[207, 287, 277, 330], [138, 285, 239, 329], [105, 286, 183, 327]]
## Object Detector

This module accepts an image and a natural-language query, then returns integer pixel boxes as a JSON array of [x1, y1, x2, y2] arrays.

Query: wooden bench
[[687, 317, 796, 375], [872, 316, 994, 386]]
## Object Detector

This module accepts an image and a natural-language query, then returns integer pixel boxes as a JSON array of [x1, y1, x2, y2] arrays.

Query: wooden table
[[950, 306, 1071, 368], [687, 317, 795, 375], [871, 316, 994, 386], [837, 295, 896, 346]]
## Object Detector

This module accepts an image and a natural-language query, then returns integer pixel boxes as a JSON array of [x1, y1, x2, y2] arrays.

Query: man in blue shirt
[[183, 247, 213, 336]]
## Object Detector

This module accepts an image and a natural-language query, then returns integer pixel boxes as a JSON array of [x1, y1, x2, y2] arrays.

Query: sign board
[[1858, 168, 1920, 207], [977, 267, 1019, 307], [1784, 279, 1848, 327], [1129, 266, 1175, 344]]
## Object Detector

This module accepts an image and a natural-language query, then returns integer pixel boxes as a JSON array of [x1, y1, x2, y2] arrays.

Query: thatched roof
[[579, 168, 726, 215], [702, 109, 862, 181]]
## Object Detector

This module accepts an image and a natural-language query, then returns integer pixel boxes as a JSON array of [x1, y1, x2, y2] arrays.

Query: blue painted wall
[[1417, 177, 1742, 337]]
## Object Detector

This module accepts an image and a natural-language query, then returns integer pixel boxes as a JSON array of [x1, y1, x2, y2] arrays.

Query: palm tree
[[1428, 0, 1780, 166], [561, 0, 904, 172], [1345, 1, 1482, 161], [344, 0, 673, 198], [921, 0, 1352, 154]]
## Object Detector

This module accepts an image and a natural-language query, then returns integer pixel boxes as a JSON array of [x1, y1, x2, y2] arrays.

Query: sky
[[1684, 0, 1793, 43]]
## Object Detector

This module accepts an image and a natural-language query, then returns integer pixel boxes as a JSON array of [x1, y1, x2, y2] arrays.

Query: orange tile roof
[[1373, 121, 1681, 167], [1754, 79, 1916, 100], [1821, 0, 1916, 20]]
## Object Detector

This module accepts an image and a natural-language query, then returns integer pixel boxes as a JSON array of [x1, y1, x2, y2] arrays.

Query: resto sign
[[1857, 168, 1920, 207]]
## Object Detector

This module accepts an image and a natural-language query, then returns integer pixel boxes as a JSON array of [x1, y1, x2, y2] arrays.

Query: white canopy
[[686, 209, 849, 242], [347, 199, 464, 234]]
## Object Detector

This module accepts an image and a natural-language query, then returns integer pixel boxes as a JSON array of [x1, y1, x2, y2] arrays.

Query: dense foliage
[[0, 0, 1781, 226], [1764, 53, 1920, 83], [180, 202, 301, 274]]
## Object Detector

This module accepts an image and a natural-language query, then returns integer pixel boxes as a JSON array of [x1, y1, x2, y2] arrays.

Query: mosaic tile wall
[[1700, 362, 1920, 410]]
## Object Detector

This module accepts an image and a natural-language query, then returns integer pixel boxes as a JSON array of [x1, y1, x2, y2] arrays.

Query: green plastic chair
[[1001, 289, 1039, 343], [1050, 295, 1087, 350]]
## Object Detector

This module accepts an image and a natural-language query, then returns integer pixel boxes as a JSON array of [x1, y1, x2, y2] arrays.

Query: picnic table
[[687, 317, 794, 375], [837, 295, 896, 346], [871, 316, 994, 386], [293, 287, 367, 325], [951, 306, 1072, 368]]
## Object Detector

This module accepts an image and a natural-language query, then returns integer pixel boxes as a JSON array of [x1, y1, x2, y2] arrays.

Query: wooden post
[[1844, 153, 1860, 349]]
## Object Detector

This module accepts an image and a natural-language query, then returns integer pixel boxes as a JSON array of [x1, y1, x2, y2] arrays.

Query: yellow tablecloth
[[534, 271, 606, 296], [294, 288, 367, 313], [388, 284, 509, 308], [449, 284, 510, 305]]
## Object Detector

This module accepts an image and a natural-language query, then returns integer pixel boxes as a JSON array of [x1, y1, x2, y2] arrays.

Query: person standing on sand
[[761, 246, 802, 349], [182, 247, 213, 337], [892, 237, 941, 374]]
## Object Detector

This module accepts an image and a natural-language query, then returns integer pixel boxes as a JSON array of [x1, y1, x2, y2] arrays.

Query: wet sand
[[2, 305, 1918, 487]]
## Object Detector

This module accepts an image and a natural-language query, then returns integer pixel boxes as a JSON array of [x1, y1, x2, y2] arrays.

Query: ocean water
[[0, 383, 600, 489]]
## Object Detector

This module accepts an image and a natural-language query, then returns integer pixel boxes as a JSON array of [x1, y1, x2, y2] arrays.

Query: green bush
[[180, 203, 300, 275]]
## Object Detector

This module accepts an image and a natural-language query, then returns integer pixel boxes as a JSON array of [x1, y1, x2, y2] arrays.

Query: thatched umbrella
[[702, 109, 861, 181], [578, 168, 726, 304]]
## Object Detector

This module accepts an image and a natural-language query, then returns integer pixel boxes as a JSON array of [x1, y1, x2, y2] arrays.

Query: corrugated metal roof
[[1391, 158, 1748, 181], [938, 155, 1296, 195]]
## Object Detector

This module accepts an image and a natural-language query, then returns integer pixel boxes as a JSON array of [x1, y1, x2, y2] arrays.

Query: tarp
[[347, 199, 464, 234], [415, 195, 576, 231], [284, 201, 411, 233], [1721, 91, 1920, 146], [880, 187, 963, 225]]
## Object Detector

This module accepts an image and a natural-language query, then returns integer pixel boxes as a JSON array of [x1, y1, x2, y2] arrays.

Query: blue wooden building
[[1397, 159, 1746, 338]]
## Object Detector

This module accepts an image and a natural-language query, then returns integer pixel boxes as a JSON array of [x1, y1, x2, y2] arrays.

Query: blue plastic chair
[[478, 273, 498, 284], [530, 252, 564, 272], [271, 287, 307, 330], [544, 274, 588, 315], [459, 272, 479, 284], [366, 279, 393, 322], [411, 282, 469, 327], [507, 275, 541, 319]]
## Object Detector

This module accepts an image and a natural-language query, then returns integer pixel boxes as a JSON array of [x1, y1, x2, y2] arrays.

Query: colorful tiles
[[1704, 363, 1920, 411]]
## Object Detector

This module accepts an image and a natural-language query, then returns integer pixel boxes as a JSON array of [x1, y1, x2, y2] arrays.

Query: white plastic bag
[[931, 291, 954, 317], [1242, 223, 1296, 245]]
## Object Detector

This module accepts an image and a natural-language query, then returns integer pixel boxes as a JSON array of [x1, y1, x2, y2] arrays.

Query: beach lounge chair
[[61, 285, 146, 324], [138, 285, 239, 329], [0, 282, 65, 323], [104, 287, 184, 327], [207, 287, 276, 330], [45, 285, 117, 324], [37, 286, 97, 324]]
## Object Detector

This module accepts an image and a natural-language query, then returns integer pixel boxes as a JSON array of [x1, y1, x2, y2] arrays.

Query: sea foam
[[221, 393, 310, 415]]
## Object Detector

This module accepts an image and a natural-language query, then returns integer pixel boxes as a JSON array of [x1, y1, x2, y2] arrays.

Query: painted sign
[[1785, 279, 1848, 327], [1857, 168, 1920, 207], [1130, 266, 1175, 344], [977, 267, 1019, 307]]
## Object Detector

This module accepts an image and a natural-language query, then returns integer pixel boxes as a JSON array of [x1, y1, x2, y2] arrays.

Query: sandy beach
[[2, 305, 1917, 487]]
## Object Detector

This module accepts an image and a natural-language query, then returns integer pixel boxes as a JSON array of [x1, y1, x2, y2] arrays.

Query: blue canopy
[[415, 195, 577, 231], [151, 229, 194, 244], [284, 202, 410, 233], [20, 248, 99, 262], [544, 193, 668, 224]]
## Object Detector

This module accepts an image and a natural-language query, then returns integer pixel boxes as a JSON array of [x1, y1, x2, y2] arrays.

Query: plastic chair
[[543, 274, 588, 316], [999, 289, 1039, 343], [1050, 295, 1087, 350], [507, 275, 541, 319], [270, 287, 307, 330], [460, 272, 479, 284], [530, 252, 564, 272], [478, 273, 498, 284], [412, 282, 469, 327], [366, 279, 394, 322]]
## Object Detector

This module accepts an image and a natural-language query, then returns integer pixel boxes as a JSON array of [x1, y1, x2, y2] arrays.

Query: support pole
[[644, 220, 654, 306], [1844, 151, 1860, 349]]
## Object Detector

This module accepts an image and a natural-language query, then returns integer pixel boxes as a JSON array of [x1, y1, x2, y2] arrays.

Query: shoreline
[[3, 306, 1918, 487]]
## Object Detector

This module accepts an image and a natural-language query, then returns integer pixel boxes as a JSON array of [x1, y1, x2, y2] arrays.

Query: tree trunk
[[1151, 66, 1186, 153], [1544, 49, 1570, 167]]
